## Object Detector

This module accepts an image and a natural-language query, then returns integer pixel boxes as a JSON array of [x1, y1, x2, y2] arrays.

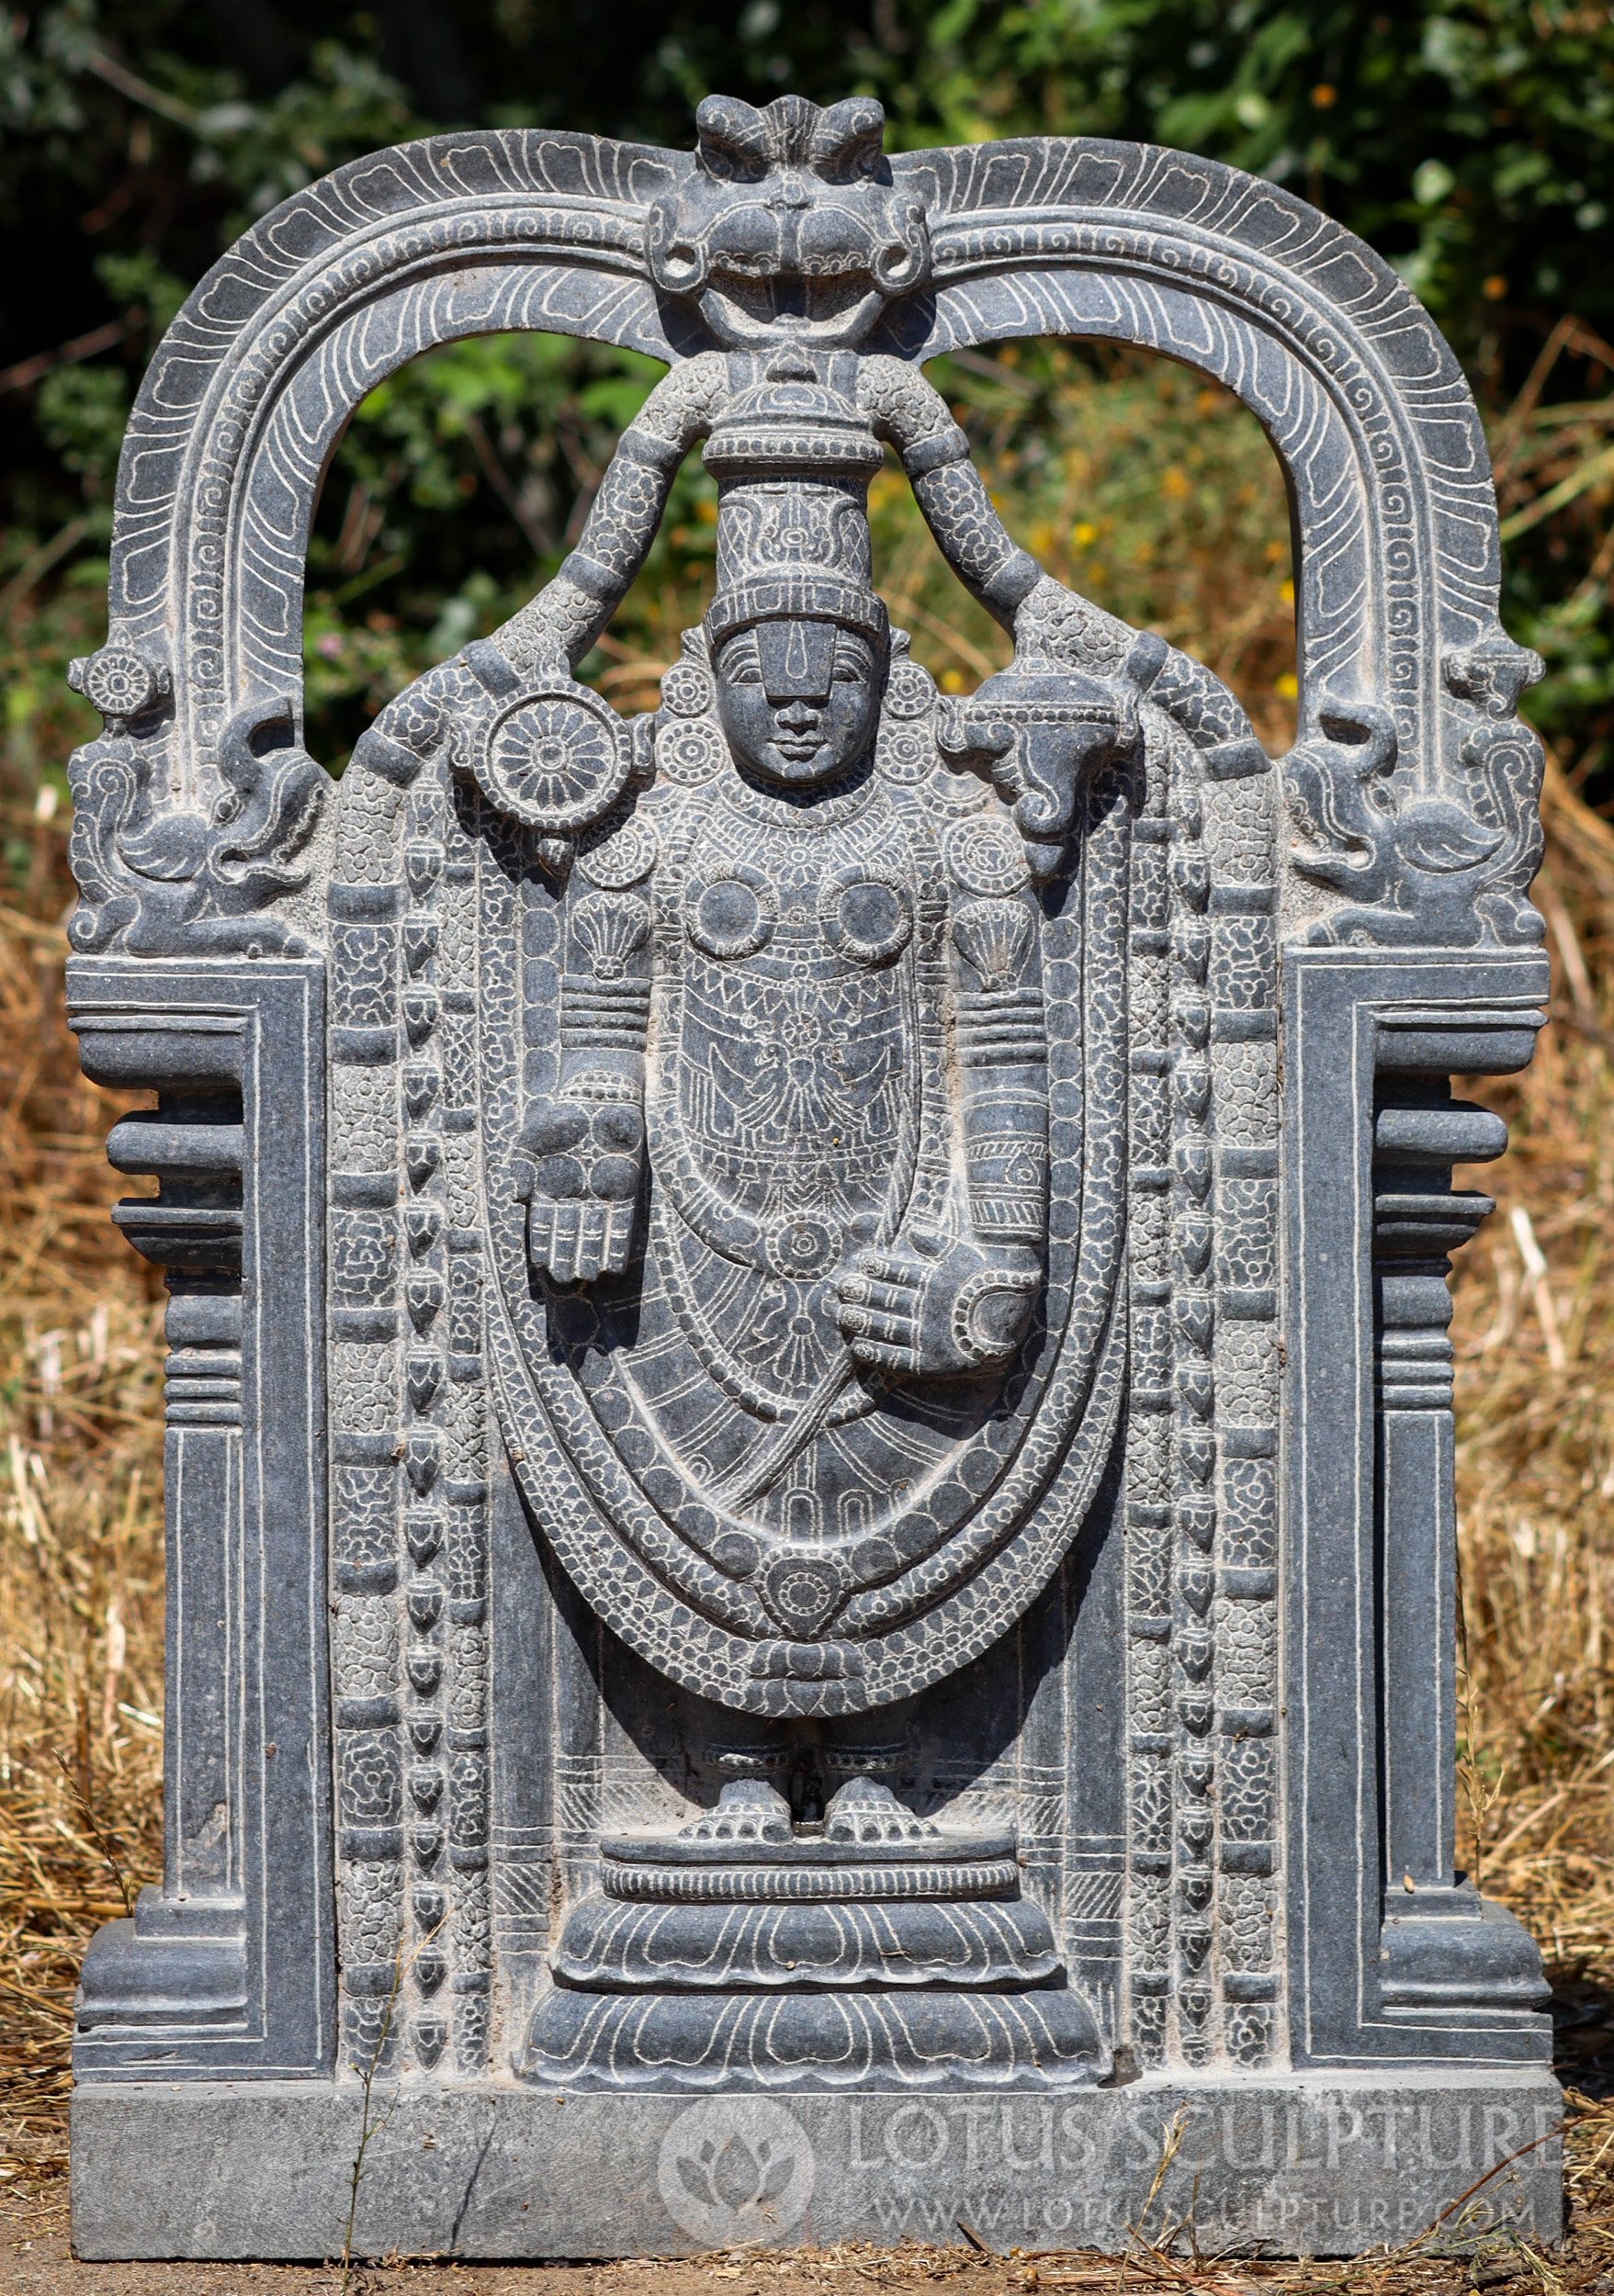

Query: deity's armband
[[950, 893, 1049, 1255], [516, 885, 652, 1284]]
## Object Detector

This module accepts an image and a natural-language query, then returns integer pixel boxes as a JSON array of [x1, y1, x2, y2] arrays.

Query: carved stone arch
[[229, 265, 673, 734], [84, 123, 1542, 951], [66, 99, 1561, 2245], [105, 129, 685, 800], [887, 140, 1514, 759]]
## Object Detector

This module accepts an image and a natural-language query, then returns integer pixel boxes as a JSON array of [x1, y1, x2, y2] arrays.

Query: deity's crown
[[703, 366, 887, 647]]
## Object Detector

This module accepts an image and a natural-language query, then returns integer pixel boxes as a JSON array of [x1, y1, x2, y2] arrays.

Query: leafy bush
[[0, 0, 1609, 835]]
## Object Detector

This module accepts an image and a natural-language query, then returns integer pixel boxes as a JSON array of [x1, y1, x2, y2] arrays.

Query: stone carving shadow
[[903, 1444, 1119, 1821], [517, 1431, 1116, 1826], [1548, 1964, 1614, 2099]]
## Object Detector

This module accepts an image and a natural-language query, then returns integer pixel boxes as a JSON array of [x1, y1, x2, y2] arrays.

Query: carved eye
[[872, 237, 922, 291], [870, 203, 930, 292], [832, 636, 875, 683], [718, 634, 763, 686], [694, 96, 773, 184]]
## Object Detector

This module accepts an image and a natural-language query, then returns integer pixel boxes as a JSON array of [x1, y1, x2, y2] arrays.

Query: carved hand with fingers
[[515, 1094, 645, 1284], [834, 1229, 1040, 1379]]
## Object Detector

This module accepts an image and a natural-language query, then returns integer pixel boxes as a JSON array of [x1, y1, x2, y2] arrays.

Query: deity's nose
[[775, 698, 820, 732]]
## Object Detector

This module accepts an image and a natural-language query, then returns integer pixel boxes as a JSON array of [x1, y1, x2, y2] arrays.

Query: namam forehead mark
[[757, 618, 838, 699], [723, 618, 875, 701]]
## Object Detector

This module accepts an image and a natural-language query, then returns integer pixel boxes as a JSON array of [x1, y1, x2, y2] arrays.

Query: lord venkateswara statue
[[66, 96, 1560, 2263]]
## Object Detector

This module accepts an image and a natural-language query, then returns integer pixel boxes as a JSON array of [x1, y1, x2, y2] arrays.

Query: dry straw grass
[[0, 876, 165, 2233], [2, 355, 1613, 2289]]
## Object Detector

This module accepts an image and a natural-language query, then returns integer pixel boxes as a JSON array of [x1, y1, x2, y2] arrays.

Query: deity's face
[[713, 616, 883, 789]]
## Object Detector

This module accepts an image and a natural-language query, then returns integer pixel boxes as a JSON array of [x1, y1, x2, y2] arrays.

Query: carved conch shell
[[951, 897, 1034, 990], [570, 891, 651, 981]]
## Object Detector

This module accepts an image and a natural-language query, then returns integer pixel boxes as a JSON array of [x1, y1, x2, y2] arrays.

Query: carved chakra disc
[[479, 681, 631, 835]]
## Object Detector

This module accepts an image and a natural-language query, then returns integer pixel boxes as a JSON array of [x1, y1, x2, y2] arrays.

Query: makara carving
[[66, 91, 1559, 2258]]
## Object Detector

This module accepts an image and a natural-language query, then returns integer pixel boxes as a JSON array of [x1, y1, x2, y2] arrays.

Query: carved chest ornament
[[67, 87, 1557, 2229]]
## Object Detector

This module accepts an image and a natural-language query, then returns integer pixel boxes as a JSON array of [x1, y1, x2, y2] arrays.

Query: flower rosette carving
[[69, 639, 170, 726]]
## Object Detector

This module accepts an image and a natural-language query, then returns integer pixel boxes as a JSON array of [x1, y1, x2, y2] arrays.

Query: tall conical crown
[[703, 366, 886, 646]]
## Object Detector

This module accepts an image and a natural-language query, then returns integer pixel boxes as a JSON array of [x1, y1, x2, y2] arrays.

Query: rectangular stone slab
[[63, 85, 1563, 2263], [72, 2073, 1562, 2260]]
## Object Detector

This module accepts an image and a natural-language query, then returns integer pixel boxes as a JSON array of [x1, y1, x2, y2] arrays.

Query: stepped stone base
[[72, 2071, 1562, 2260]]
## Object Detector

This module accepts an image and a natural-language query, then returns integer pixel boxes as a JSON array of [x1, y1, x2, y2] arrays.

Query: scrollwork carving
[[68, 689, 328, 957], [68, 84, 1552, 2137], [1284, 673, 1545, 949]]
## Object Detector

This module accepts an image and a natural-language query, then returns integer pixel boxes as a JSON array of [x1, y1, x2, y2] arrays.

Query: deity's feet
[[823, 1775, 938, 1845], [679, 1777, 792, 1845]]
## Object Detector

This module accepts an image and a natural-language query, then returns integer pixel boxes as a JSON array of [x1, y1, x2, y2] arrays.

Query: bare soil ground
[[5, 2222, 1614, 2295]]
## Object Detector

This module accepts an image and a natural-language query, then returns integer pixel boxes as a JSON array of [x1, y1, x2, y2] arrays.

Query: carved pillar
[[1373, 1080, 1500, 1896], [437, 816, 493, 2077], [1284, 959, 1552, 2058], [77, 1027, 248, 2028], [1167, 760, 1215, 2068], [1371, 1024, 1550, 2013], [1205, 767, 1281, 2070], [69, 962, 333, 2076], [1123, 756, 1174, 2068], [157, 1275, 243, 1908]]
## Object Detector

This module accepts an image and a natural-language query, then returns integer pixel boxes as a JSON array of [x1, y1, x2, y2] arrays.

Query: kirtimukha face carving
[[713, 616, 882, 788]]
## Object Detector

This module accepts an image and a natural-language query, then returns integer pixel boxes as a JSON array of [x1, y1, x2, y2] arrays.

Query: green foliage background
[[2, 0, 1611, 884]]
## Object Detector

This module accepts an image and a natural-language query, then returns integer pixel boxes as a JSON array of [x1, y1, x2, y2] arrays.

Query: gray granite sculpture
[[67, 96, 1561, 2260]]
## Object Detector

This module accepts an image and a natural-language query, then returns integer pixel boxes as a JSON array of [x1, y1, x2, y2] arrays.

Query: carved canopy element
[[75, 113, 1540, 953]]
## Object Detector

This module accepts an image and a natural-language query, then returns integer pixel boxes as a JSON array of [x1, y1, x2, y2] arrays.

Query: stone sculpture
[[67, 94, 1561, 2260]]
